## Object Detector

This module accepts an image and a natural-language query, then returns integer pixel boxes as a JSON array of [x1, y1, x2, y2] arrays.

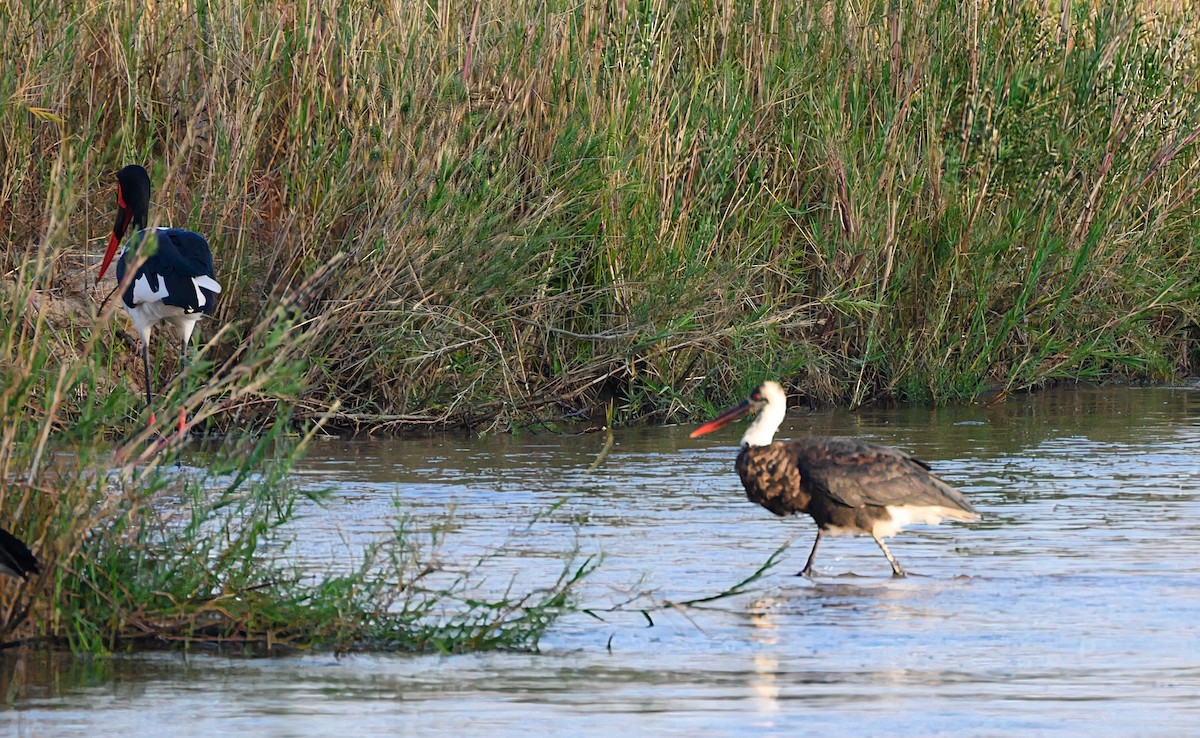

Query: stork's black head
[[745, 384, 771, 414], [115, 165, 151, 230], [98, 165, 152, 283]]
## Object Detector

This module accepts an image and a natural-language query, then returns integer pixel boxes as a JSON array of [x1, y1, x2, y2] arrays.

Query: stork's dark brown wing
[[789, 437, 977, 514]]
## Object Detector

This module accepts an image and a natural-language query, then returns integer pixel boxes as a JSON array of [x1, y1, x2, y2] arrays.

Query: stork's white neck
[[740, 381, 787, 447]]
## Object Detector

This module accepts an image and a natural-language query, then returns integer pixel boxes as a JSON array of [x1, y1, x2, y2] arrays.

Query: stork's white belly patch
[[824, 525, 860, 537], [873, 505, 973, 539]]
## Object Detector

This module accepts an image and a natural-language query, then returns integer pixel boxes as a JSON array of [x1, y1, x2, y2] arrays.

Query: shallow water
[[6, 387, 1200, 736]]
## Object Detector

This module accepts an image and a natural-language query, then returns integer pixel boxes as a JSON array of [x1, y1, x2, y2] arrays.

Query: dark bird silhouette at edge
[[691, 381, 979, 577], [0, 528, 40, 580]]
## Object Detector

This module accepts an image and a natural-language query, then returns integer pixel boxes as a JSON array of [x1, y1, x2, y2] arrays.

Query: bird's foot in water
[[147, 409, 191, 453], [113, 410, 191, 466]]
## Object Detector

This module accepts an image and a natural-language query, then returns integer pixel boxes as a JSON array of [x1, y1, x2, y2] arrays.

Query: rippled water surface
[[6, 387, 1200, 736]]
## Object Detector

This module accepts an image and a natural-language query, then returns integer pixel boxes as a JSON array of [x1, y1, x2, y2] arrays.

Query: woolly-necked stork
[[691, 381, 979, 577], [0, 527, 39, 580], [96, 165, 221, 424]]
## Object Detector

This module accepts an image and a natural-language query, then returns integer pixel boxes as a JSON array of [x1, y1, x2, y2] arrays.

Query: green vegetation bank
[[5, 0, 1199, 431]]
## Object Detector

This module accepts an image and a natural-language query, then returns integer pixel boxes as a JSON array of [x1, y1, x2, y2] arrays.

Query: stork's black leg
[[872, 533, 906, 577], [798, 528, 823, 577]]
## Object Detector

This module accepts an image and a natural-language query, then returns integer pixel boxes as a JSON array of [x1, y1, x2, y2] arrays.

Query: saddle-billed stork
[[96, 165, 221, 426], [691, 381, 979, 577], [0, 527, 39, 580]]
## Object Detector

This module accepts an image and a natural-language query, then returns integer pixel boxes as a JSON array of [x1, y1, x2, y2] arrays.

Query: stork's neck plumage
[[740, 381, 787, 447]]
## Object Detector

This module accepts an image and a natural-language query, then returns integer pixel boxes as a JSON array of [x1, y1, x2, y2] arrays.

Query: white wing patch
[[192, 275, 222, 307], [131, 274, 171, 305]]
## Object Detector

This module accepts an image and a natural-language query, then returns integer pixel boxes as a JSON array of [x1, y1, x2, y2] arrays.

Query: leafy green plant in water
[[42, 423, 593, 654]]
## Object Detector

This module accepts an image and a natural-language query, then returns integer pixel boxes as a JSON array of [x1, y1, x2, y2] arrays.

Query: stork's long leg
[[141, 339, 154, 411], [872, 533, 906, 577], [798, 528, 823, 577], [176, 329, 192, 437]]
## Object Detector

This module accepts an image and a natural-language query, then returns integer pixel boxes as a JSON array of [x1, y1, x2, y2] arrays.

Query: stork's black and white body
[[0, 528, 39, 580], [691, 381, 979, 577], [97, 165, 221, 421]]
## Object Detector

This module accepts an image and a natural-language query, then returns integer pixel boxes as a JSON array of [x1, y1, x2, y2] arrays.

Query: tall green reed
[[2, 0, 1198, 432]]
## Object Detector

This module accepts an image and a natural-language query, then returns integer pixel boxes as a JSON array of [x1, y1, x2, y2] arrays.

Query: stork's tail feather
[[929, 475, 981, 519]]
